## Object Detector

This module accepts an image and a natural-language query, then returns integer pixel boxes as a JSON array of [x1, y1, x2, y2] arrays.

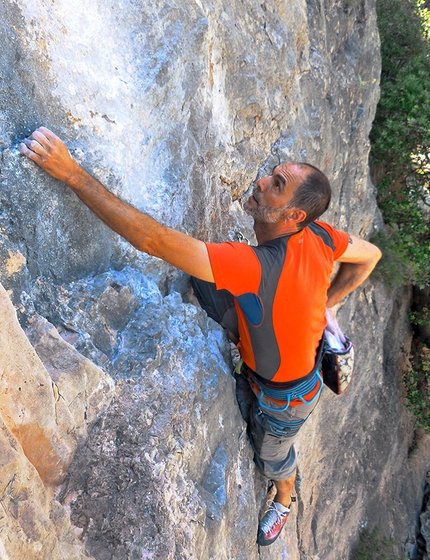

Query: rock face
[[0, 283, 114, 559], [0, 0, 429, 559], [418, 475, 430, 559], [0, 284, 113, 489]]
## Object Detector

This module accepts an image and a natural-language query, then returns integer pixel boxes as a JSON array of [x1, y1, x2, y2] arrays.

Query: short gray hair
[[290, 163, 332, 228]]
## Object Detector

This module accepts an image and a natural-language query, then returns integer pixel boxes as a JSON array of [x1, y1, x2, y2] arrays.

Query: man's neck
[[254, 221, 301, 245]]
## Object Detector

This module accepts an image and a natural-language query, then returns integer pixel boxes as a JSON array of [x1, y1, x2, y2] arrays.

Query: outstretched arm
[[326, 234, 381, 308], [19, 127, 215, 282]]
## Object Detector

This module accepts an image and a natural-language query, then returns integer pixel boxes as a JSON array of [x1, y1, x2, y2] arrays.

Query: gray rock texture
[[0, 0, 429, 558], [419, 475, 430, 560]]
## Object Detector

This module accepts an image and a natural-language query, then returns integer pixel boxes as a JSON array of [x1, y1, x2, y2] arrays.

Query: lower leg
[[273, 472, 296, 508]]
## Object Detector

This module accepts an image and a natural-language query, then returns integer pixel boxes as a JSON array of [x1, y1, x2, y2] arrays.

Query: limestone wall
[[0, 283, 114, 558], [0, 0, 428, 558]]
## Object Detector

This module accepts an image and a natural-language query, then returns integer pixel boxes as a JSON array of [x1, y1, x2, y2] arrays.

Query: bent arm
[[19, 127, 214, 282], [326, 234, 382, 308]]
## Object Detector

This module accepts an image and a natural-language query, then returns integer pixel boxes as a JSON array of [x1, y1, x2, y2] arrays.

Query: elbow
[[364, 245, 382, 276], [372, 245, 383, 266], [362, 240, 382, 269], [371, 245, 382, 266], [133, 239, 157, 256], [128, 233, 156, 255], [133, 232, 166, 258], [376, 247, 382, 263]]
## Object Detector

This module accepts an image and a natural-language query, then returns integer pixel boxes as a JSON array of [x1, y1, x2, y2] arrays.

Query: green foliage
[[370, 230, 415, 288], [372, 0, 430, 436], [351, 527, 404, 560], [410, 306, 430, 327], [373, 190, 430, 288], [417, 0, 430, 41], [403, 340, 430, 431], [371, 0, 430, 288], [373, 0, 430, 150]]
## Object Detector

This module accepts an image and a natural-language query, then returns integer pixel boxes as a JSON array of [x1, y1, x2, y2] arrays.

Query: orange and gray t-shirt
[[205, 221, 349, 384]]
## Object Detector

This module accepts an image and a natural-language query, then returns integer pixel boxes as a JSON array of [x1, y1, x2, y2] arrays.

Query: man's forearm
[[57, 168, 215, 280], [65, 166, 160, 254], [326, 261, 378, 308], [326, 234, 382, 308]]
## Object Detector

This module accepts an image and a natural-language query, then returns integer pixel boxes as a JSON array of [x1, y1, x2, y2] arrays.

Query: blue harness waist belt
[[245, 365, 323, 413]]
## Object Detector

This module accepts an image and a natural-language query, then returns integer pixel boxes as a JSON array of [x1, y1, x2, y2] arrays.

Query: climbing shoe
[[256, 500, 291, 546]]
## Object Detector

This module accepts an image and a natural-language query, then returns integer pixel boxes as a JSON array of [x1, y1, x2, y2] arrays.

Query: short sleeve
[[314, 221, 350, 260], [205, 242, 261, 295]]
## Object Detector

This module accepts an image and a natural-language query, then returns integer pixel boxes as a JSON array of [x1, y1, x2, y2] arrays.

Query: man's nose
[[256, 176, 269, 191]]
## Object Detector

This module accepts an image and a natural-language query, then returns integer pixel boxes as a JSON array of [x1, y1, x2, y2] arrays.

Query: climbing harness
[[237, 359, 323, 414], [254, 370, 323, 413], [249, 368, 323, 437]]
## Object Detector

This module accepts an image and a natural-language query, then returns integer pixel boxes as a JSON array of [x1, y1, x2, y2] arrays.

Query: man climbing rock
[[19, 127, 381, 547]]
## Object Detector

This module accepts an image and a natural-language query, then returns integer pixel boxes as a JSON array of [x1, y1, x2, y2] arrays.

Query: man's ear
[[285, 208, 307, 225]]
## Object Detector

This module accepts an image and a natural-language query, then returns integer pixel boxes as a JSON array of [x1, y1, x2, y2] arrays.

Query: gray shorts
[[235, 373, 320, 480]]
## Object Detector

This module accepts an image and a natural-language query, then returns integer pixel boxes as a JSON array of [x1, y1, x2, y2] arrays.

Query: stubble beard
[[243, 195, 291, 224]]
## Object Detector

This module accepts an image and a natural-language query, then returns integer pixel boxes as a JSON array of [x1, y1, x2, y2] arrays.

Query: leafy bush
[[351, 527, 405, 560], [371, 0, 430, 288], [410, 306, 430, 327], [372, 0, 430, 467], [370, 229, 415, 287], [403, 340, 430, 430]]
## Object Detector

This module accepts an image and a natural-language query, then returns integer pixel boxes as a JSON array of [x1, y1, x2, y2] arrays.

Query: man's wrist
[[64, 164, 90, 190]]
